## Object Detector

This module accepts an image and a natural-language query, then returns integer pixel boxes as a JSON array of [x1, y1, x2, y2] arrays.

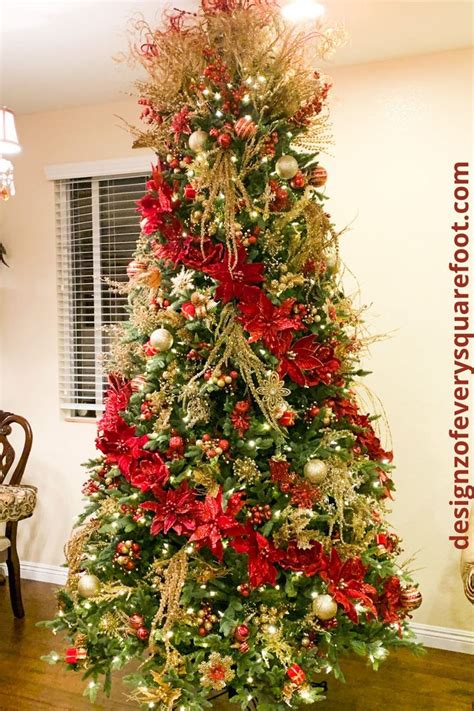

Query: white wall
[[0, 48, 472, 633]]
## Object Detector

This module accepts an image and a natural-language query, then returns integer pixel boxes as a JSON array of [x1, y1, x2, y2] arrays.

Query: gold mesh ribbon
[[183, 306, 287, 434], [148, 548, 188, 666]]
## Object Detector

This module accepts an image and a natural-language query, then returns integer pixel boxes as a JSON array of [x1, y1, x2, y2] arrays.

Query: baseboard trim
[[3, 561, 473, 654], [411, 622, 474, 655], [1, 560, 67, 586]]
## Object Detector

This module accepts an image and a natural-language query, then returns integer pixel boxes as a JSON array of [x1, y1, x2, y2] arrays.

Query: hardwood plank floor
[[0, 580, 472, 710]]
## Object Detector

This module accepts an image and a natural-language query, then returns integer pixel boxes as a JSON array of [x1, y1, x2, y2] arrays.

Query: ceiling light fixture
[[281, 0, 325, 22]]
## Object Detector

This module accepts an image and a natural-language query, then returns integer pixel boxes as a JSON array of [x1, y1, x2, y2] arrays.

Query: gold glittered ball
[[312, 594, 338, 620], [77, 574, 101, 599], [150, 328, 174, 351], [275, 155, 299, 180], [303, 459, 328, 484], [188, 129, 208, 152], [325, 249, 339, 272]]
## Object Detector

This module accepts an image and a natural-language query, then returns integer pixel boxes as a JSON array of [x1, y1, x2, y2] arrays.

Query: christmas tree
[[44, 1, 422, 708]]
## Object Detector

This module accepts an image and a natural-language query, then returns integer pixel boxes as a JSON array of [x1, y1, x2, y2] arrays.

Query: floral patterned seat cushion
[[0, 484, 37, 522]]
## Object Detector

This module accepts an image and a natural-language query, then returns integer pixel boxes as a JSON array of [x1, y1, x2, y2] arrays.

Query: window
[[56, 171, 148, 418]]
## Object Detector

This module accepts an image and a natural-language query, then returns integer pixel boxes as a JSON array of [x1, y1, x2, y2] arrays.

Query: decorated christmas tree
[[44, 1, 422, 708]]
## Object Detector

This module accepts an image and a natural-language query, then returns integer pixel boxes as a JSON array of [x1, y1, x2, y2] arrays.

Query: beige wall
[[0, 48, 472, 633]]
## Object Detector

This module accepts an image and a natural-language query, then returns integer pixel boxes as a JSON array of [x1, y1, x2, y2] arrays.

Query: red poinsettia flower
[[238, 292, 302, 354], [156, 234, 224, 271], [280, 540, 328, 577], [320, 548, 378, 623], [96, 419, 147, 475], [230, 524, 283, 588], [190, 489, 246, 560], [331, 397, 394, 464], [277, 333, 340, 387], [377, 575, 403, 623], [202, 246, 264, 303], [129, 457, 170, 493], [141, 482, 197, 536]]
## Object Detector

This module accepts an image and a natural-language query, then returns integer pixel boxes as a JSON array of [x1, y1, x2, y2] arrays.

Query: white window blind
[[56, 172, 148, 418]]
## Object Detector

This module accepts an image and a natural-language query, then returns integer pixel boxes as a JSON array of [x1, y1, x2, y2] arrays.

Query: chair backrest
[[0, 411, 33, 486]]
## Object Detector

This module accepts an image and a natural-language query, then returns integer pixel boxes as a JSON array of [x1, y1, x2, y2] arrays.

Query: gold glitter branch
[[148, 547, 188, 667]]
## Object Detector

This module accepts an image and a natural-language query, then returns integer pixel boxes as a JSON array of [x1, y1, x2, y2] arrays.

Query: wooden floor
[[0, 580, 472, 711]]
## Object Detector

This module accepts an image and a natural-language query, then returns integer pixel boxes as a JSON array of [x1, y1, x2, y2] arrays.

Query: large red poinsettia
[[238, 292, 302, 354], [202, 246, 264, 303], [320, 549, 378, 623], [230, 524, 283, 588], [141, 482, 197, 536], [190, 489, 245, 560], [277, 332, 340, 387]]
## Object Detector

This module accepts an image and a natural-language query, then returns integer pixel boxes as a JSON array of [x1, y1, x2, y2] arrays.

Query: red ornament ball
[[234, 117, 257, 139], [129, 613, 145, 629], [234, 624, 250, 642], [218, 133, 233, 149], [130, 374, 147, 392], [136, 626, 149, 641], [309, 165, 328, 187], [126, 260, 146, 279], [169, 435, 184, 450], [400, 586, 422, 611], [184, 184, 197, 200], [239, 641, 250, 653]]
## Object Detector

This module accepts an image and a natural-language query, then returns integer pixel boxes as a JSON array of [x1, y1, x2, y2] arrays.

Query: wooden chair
[[0, 410, 37, 618]]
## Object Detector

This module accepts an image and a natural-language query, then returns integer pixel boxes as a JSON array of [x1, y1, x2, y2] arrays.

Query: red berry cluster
[[196, 433, 230, 459], [262, 130, 279, 157], [248, 504, 272, 526], [138, 97, 162, 125], [166, 430, 186, 459], [196, 603, 218, 637], [114, 540, 141, 571]]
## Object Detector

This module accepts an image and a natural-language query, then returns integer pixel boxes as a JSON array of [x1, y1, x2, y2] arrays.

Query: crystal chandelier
[[0, 108, 21, 201]]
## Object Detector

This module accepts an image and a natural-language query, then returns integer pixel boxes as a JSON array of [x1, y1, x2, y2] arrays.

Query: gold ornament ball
[[304, 459, 328, 484], [188, 129, 208, 152], [77, 574, 101, 599], [400, 586, 422, 611], [275, 154, 299, 180], [150, 328, 174, 351], [312, 594, 338, 620]]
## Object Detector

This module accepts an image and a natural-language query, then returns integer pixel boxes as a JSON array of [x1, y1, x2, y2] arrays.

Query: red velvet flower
[[377, 576, 403, 623], [171, 106, 191, 141], [190, 489, 245, 560], [277, 333, 340, 387], [238, 292, 301, 354], [203, 246, 264, 303], [136, 165, 175, 235], [156, 234, 223, 271], [141, 482, 197, 536], [320, 549, 377, 623], [230, 524, 283, 588], [98, 375, 132, 434], [280, 540, 328, 577], [130, 457, 170, 493]]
